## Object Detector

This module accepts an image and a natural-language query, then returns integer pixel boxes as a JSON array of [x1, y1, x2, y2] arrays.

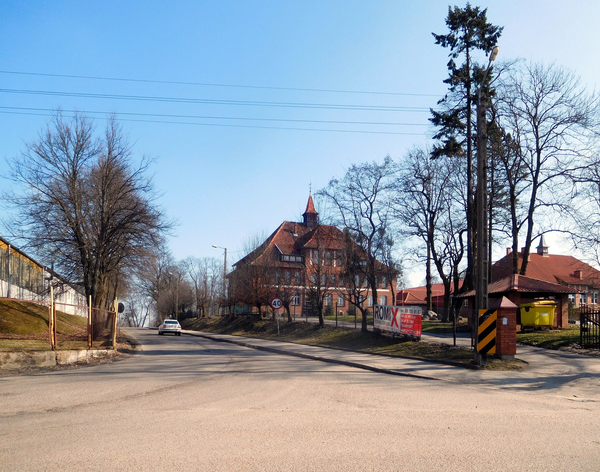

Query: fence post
[[111, 297, 118, 348], [88, 295, 93, 350], [49, 285, 55, 350], [49, 285, 56, 350], [53, 295, 57, 350]]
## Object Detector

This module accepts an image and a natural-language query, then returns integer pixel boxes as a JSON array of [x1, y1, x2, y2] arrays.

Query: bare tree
[[5, 111, 171, 309], [495, 62, 599, 274], [182, 256, 222, 318], [305, 226, 340, 328], [338, 229, 370, 325], [318, 157, 395, 331], [393, 147, 465, 321]]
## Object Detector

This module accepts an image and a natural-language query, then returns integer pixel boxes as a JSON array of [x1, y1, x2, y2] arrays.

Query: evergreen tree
[[430, 4, 502, 292]]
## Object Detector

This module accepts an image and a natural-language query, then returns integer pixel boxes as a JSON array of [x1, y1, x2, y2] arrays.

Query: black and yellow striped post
[[478, 309, 497, 356]]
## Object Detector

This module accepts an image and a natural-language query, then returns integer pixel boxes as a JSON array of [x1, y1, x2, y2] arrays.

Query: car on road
[[158, 319, 182, 335]]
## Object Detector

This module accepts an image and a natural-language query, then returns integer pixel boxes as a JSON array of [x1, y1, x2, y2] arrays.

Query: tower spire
[[303, 193, 318, 229]]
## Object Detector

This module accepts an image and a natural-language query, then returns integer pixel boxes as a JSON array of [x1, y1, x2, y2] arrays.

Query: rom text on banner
[[373, 305, 422, 338]]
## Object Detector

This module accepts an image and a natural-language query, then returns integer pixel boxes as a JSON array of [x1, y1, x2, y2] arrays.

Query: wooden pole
[[49, 285, 55, 350], [88, 295, 93, 349], [111, 298, 118, 348]]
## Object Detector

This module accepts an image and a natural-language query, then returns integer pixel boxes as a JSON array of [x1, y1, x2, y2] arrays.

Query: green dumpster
[[520, 301, 557, 327]]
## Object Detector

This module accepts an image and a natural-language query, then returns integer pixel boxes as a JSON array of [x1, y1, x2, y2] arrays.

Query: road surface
[[1, 328, 599, 471]]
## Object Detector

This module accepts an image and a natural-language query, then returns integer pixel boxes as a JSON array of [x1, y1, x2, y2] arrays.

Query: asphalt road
[[1, 328, 599, 471]]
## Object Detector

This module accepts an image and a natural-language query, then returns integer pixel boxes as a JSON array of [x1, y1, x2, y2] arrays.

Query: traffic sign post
[[270, 298, 283, 310], [271, 298, 283, 335]]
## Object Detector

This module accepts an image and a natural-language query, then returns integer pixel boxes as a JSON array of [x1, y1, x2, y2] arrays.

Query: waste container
[[520, 301, 557, 327]]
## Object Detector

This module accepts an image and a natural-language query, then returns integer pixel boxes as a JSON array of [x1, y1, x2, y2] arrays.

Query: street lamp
[[475, 46, 499, 365], [212, 245, 228, 308], [168, 271, 179, 321]]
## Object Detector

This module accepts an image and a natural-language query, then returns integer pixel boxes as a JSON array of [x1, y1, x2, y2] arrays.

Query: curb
[[0, 348, 117, 371], [183, 331, 445, 381]]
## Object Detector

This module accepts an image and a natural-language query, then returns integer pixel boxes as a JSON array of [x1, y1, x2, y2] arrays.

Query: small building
[[493, 236, 600, 308], [0, 236, 87, 315], [228, 195, 397, 316], [458, 273, 579, 328]]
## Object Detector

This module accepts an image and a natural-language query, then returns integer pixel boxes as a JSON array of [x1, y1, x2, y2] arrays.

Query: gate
[[580, 305, 600, 349]]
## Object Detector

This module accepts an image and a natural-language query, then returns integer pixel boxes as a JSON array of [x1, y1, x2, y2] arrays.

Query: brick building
[[493, 236, 600, 308], [228, 195, 397, 316]]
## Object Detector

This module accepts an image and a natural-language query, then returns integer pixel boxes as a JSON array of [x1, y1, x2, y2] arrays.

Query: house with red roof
[[397, 236, 594, 327], [228, 195, 397, 317], [493, 236, 600, 307]]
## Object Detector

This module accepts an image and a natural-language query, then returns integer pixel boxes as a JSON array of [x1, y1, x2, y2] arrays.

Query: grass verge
[[516, 326, 581, 350], [182, 316, 525, 370]]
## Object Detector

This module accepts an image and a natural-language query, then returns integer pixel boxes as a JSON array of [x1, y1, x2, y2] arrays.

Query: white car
[[158, 319, 182, 336]]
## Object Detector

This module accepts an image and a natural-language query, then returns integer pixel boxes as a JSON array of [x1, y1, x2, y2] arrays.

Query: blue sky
[[2, 1, 599, 284]]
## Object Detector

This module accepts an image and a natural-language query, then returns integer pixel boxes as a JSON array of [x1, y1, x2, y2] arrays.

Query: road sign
[[270, 298, 283, 310]]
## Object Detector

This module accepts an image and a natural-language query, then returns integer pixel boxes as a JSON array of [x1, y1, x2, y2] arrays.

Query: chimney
[[520, 248, 531, 261], [506, 248, 512, 255], [574, 269, 583, 280]]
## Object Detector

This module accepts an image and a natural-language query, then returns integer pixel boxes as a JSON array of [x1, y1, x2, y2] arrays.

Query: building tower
[[303, 194, 319, 229]]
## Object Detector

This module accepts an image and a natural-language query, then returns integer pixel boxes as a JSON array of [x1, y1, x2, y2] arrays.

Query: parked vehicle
[[158, 319, 182, 336]]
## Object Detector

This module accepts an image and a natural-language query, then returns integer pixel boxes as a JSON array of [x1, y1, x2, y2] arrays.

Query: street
[[1, 328, 599, 471]]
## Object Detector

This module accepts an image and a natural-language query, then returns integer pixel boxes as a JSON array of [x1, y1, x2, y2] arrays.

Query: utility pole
[[475, 46, 499, 365]]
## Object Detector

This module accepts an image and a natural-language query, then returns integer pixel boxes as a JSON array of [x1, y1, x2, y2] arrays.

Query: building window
[[292, 293, 300, 306], [284, 271, 291, 285], [337, 295, 345, 306], [324, 294, 333, 306], [379, 295, 388, 306], [568, 294, 575, 303], [381, 276, 387, 289], [312, 250, 319, 264], [367, 295, 373, 307], [321, 274, 327, 286], [295, 271, 301, 285], [355, 275, 361, 287], [310, 273, 317, 284], [330, 274, 337, 286], [593, 292, 599, 304], [274, 271, 281, 285], [581, 293, 588, 305], [325, 251, 333, 266]]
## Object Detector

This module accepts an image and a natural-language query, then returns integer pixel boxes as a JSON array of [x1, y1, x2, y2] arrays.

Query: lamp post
[[475, 46, 499, 365], [168, 271, 179, 321], [212, 245, 228, 310]]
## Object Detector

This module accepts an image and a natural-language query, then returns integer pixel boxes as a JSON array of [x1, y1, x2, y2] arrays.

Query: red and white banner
[[374, 305, 422, 337]]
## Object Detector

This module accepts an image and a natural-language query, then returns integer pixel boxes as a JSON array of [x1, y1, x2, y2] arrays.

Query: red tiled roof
[[396, 281, 462, 303], [459, 274, 582, 298], [493, 251, 600, 288], [234, 221, 351, 268]]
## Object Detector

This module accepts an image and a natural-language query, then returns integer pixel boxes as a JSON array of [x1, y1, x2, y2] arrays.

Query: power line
[[0, 106, 429, 127], [0, 70, 440, 98], [0, 88, 432, 112], [0, 109, 427, 135]]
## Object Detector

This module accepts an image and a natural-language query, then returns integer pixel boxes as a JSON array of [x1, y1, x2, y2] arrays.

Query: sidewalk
[[181, 328, 600, 400]]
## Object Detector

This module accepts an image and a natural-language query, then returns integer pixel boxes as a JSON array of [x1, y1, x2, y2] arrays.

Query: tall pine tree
[[430, 4, 502, 293]]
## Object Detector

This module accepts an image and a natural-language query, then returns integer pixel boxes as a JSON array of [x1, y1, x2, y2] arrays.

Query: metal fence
[[0, 291, 119, 352], [580, 305, 600, 349]]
